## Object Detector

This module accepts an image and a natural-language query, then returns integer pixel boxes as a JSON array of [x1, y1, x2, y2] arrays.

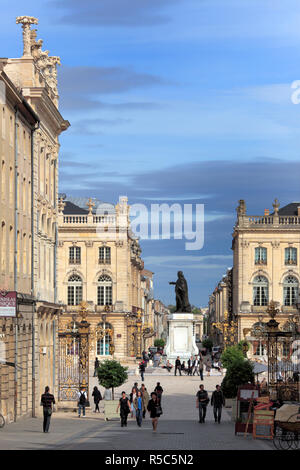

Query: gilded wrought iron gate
[[58, 327, 89, 401]]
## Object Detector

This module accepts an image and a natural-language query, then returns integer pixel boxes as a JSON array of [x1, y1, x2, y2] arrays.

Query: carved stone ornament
[[271, 241, 280, 248], [16, 16, 38, 57]]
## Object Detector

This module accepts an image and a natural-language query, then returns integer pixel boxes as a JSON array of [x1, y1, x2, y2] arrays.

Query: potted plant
[[97, 359, 128, 421], [221, 357, 254, 415]]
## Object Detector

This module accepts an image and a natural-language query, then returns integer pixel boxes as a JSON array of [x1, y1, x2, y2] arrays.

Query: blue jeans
[[78, 404, 86, 416], [136, 409, 143, 426]]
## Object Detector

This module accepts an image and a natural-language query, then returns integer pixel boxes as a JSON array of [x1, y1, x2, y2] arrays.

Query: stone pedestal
[[165, 313, 198, 364]]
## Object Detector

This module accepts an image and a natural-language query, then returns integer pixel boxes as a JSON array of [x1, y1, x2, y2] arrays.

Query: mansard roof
[[271, 202, 300, 216]]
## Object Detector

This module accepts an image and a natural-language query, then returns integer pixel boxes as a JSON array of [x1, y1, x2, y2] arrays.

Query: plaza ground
[[0, 371, 273, 450]]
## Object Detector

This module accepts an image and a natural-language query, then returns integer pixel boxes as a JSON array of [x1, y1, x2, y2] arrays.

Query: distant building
[[57, 195, 156, 364], [232, 199, 300, 359]]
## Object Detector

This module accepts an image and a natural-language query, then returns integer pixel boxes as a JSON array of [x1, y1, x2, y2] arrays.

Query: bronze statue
[[169, 271, 192, 313]]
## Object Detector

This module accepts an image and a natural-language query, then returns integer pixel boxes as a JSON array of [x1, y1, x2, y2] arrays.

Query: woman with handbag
[[147, 392, 162, 433], [40, 386, 55, 433]]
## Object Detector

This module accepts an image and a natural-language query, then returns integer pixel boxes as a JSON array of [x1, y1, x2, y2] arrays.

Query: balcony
[[98, 259, 111, 265], [255, 259, 267, 265], [285, 259, 297, 266], [69, 259, 81, 265]]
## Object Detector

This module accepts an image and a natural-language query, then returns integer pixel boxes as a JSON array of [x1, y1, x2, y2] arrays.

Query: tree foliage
[[97, 359, 128, 399], [154, 338, 165, 348], [221, 359, 254, 398], [221, 345, 244, 369]]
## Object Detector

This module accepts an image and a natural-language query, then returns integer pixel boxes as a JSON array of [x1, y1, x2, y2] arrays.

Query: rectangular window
[[69, 246, 81, 264], [99, 246, 111, 264], [285, 247, 297, 265], [255, 247, 267, 265]]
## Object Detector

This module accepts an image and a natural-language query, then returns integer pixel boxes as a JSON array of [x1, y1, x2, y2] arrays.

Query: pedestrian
[[94, 356, 100, 377], [181, 361, 188, 375], [154, 382, 163, 405], [163, 360, 173, 373], [198, 358, 204, 381], [153, 352, 161, 367], [116, 391, 131, 427], [130, 386, 137, 418], [92, 386, 102, 413], [211, 385, 225, 423], [140, 383, 149, 418], [139, 360, 146, 381], [133, 390, 145, 427], [40, 386, 55, 433], [147, 392, 162, 433], [193, 355, 199, 376], [174, 356, 181, 376], [77, 388, 87, 417], [187, 356, 194, 376], [196, 384, 209, 423]]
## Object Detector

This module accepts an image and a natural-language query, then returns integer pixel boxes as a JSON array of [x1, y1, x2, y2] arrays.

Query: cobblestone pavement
[[0, 373, 273, 450]]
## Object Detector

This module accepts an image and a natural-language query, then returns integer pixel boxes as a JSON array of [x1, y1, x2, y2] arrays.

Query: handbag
[[47, 408, 52, 416], [156, 405, 163, 417]]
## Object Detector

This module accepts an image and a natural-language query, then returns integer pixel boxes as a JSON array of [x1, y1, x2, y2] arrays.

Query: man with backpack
[[77, 388, 87, 417]]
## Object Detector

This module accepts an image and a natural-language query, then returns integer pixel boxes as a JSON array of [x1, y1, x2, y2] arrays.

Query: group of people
[[196, 384, 225, 424], [116, 381, 163, 433], [174, 354, 222, 378]]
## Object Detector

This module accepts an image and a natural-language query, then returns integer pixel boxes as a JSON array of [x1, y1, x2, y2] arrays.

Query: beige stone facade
[[207, 268, 233, 346], [0, 16, 69, 422], [57, 195, 156, 367], [232, 199, 300, 359]]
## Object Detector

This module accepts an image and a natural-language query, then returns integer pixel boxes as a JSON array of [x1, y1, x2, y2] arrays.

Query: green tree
[[221, 345, 244, 369], [154, 338, 165, 348], [237, 340, 250, 357], [97, 359, 128, 400], [221, 359, 254, 398], [202, 338, 213, 351]]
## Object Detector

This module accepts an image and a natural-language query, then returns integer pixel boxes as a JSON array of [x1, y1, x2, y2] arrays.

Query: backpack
[[79, 391, 86, 405]]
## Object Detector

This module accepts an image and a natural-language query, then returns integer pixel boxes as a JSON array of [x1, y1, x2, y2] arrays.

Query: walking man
[[211, 385, 225, 423], [196, 384, 209, 423], [154, 382, 163, 405], [139, 360, 146, 381], [77, 388, 87, 417], [174, 356, 181, 376], [188, 356, 194, 376], [40, 386, 55, 433], [141, 383, 149, 418], [134, 390, 145, 427], [193, 355, 199, 376]]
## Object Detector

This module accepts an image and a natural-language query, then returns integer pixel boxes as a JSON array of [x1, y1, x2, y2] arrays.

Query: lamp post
[[77, 302, 90, 397], [136, 309, 143, 360]]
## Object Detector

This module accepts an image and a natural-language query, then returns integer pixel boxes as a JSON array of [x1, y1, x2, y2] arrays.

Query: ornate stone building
[[57, 195, 155, 368], [0, 17, 69, 422], [232, 199, 300, 359], [207, 268, 233, 346]]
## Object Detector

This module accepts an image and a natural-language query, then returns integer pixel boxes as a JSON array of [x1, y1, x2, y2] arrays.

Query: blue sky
[[2, 0, 300, 306]]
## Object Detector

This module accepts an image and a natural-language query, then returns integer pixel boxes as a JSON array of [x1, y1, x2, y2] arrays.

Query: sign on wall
[[0, 291, 17, 317]]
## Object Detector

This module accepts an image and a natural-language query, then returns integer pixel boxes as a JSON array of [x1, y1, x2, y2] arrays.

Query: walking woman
[[92, 386, 102, 413], [133, 390, 145, 427], [129, 386, 137, 418], [40, 386, 55, 433], [147, 392, 162, 433], [116, 391, 131, 427]]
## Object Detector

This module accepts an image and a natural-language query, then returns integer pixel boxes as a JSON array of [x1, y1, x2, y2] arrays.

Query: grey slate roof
[[271, 202, 300, 216]]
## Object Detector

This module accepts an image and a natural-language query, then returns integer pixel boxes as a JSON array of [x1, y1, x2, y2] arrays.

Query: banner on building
[[0, 291, 17, 317]]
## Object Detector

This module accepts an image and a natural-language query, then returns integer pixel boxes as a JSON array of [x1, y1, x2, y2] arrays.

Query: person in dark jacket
[[116, 391, 131, 427], [196, 384, 209, 423], [187, 356, 195, 376], [94, 357, 100, 377], [211, 385, 225, 423], [147, 392, 162, 433], [154, 382, 163, 405], [139, 360, 146, 381], [40, 386, 55, 433], [174, 356, 181, 376], [92, 386, 102, 413]]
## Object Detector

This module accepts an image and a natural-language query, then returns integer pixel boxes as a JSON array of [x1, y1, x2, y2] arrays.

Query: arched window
[[67, 275, 83, 305], [96, 323, 112, 356], [253, 276, 268, 306], [283, 276, 299, 306], [97, 275, 112, 306]]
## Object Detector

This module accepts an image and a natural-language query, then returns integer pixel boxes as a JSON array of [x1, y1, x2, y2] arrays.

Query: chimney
[[264, 209, 270, 216]]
